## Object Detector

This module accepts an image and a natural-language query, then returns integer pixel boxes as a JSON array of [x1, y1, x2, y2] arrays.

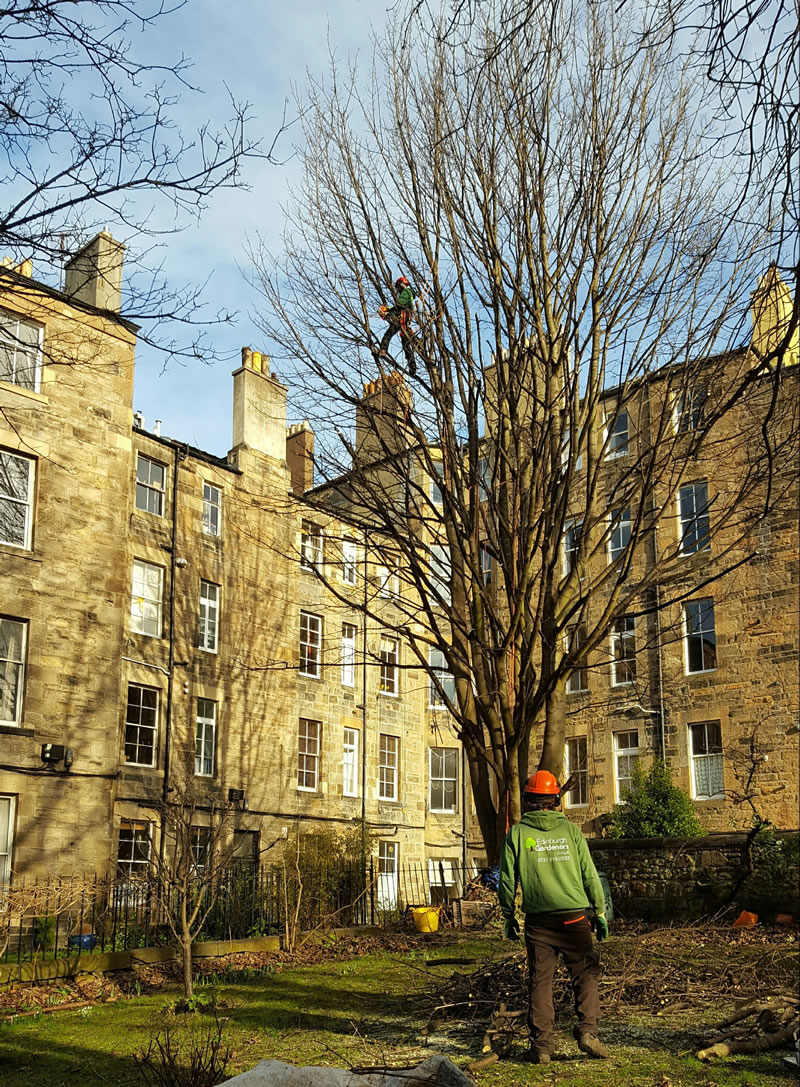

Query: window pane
[[203, 483, 221, 536], [125, 684, 158, 765], [0, 451, 33, 548], [565, 737, 588, 806]]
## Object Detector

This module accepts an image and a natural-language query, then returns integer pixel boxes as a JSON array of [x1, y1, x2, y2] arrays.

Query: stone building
[[1, 238, 466, 894], [1, 235, 136, 879], [1, 238, 796, 892], [557, 324, 799, 834]]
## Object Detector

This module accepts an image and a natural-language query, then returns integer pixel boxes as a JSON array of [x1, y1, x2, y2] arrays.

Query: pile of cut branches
[[417, 923, 798, 1033]]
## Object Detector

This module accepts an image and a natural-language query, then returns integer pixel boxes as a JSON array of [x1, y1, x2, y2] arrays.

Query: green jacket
[[395, 285, 415, 310], [498, 810, 605, 918]]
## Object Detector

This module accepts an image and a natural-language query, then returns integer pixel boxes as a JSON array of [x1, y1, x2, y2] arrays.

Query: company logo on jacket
[[525, 835, 571, 862]]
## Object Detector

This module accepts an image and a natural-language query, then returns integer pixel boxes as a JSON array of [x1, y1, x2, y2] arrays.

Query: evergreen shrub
[[608, 758, 704, 839]]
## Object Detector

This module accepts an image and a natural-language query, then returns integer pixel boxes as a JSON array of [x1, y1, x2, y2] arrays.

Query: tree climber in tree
[[375, 275, 417, 375]]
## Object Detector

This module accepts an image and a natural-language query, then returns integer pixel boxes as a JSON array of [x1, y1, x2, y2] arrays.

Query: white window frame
[[378, 734, 399, 800], [301, 521, 323, 571], [342, 726, 359, 797], [131, 559, 164, 637], [0, 450, 35, 550], [299, 611, 322, 678], [378, 559, 400, 599], [0, 617, 26, 728], [430, 544, 451, 604], [608, 506, 631, 564], [564, 737, 588, 808], [613, 730, 639, 801], [678, 481, 711, 555], [135, 454, 166, 517], [379, 636, 399, 696], [684, 598, 717, 674], [116, 820, 151, 878], [428, 647, 455, 709], [478, 457, 492, 501], [198, 580, 220, 653], [689, 721, 725, 800], [124, 683, 158, 767], [195, 698, 217, 777], [479, 541, 494, 586], [191, 827, 211, 872], [430, 475, 443, 506], [0, 794, 15, 886], [429, 747, 458, 813], [428, 857, 459, 902], [298, 718, 320, 791], [341, 623, 356, 687], [342, 538, 357, 585], [560, 427, 584, 472], [0, 309, 42, 391], [377, 840, 399, 909], [565, 624, 588, 693], [202, 482, 222, 537], [674, 385, 707, 434], [610, 615, 636, 687], [562, 518, 583, 576], [605, 409, 629, 458]]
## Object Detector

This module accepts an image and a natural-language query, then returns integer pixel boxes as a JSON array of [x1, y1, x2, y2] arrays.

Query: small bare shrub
[[133, 1007, 231, 1087]]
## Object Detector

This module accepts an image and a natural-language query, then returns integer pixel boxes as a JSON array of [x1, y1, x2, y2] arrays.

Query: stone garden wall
[[588, 831, 799, 921]]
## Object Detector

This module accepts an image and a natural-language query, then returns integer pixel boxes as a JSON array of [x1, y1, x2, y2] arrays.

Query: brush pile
[[418, 922, 798, 1057]]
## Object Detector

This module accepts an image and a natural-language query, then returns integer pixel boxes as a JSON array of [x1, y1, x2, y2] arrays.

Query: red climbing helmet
[[395, 276, 410, 288], [524, 770, 561, 796]]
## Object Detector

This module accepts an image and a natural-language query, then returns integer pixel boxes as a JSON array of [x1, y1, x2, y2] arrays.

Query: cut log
[[697, 1021, 799, 1061]]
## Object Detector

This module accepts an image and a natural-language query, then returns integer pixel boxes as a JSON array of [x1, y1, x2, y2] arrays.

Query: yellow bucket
[[412, 907, 440, 933]]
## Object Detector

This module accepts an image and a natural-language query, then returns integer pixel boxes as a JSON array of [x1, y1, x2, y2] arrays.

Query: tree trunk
[[181, 931, 193, 1002], [540, 680, 567, 777], [468, 753, 502, 865]]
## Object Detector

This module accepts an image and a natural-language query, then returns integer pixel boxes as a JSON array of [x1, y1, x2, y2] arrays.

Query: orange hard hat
[[524, 770, 561, 796]]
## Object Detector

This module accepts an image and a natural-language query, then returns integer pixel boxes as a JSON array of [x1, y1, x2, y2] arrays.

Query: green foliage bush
[[607, 759, 704, 839], [31, 916, 56, 952]]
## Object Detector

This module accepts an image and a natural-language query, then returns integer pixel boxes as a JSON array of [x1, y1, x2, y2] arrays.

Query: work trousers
[[524, 910, 601, 1054], [378, 312, 416, 374]]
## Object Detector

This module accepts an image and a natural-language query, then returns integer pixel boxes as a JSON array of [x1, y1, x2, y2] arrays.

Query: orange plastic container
[[732, 910, 758, 928]]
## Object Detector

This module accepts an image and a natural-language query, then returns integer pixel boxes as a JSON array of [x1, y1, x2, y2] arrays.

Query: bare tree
[[1, 0, 264, 362], [147, 778, 235, 1004], [251, 1, 796, 861], [403, 0, 799, 361]]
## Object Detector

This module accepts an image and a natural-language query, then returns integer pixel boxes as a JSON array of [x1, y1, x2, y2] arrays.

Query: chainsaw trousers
[[524, 910, 601, 1053], [378, 312, 416, 373]]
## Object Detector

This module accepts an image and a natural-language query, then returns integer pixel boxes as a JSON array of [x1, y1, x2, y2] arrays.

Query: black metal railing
[[0, 859, 495, 964]]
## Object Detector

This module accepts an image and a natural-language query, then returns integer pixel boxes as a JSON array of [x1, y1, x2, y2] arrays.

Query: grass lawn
[[0, 931, 796, 1086]]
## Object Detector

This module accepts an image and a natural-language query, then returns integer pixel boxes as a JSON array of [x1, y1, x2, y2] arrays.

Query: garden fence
[[0, 859, 494, 965]]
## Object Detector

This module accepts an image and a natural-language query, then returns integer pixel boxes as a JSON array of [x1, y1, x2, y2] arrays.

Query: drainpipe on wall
[[159, 442, 187, 864], [653, 578, 667, 761], [360, 525, 369, 852], [461, 746, 468, 871]]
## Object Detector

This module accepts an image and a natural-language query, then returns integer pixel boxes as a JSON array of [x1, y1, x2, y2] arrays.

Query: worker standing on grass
[[375, 275, 417, 375], [498, 770, 610, 1064]]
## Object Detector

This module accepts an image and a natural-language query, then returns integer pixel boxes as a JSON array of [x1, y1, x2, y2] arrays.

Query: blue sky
[[130, 0, 384, 456]]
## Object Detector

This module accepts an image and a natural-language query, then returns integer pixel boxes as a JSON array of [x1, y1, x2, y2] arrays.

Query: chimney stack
[[286, 421, 315, 495], [355, 371, 412, 463], [64, 231, 125, 312], [751, 266, 799, 368], [232, 345, 288, 460]]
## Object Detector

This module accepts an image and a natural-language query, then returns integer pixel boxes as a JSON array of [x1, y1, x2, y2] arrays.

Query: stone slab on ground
[[219, 1055, 474, 1087]]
